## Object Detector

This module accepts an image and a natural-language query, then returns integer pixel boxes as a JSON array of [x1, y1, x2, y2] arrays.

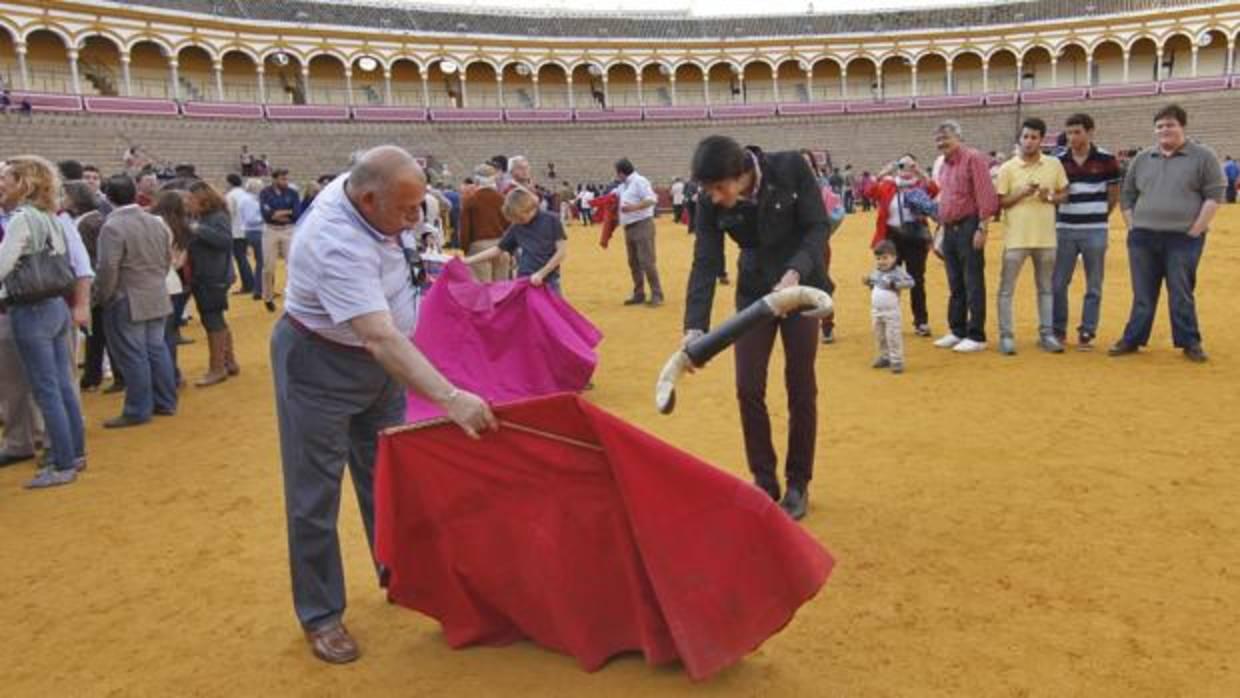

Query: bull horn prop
[[655, 285, 833, 414]]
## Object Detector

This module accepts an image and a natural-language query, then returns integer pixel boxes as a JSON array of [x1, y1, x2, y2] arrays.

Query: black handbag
[[1, 213, 77, 305]]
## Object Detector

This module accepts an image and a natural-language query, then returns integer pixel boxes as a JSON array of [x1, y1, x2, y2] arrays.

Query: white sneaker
[[933, 333, 963, 348], [952, 338, 988, 353]]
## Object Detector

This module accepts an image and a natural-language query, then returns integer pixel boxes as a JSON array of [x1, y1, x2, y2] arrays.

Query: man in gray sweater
[[1110, 104, 1226, 363]]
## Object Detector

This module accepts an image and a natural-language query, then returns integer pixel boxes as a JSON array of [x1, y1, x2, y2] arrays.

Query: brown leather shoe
[[304, 622, 360, 664]]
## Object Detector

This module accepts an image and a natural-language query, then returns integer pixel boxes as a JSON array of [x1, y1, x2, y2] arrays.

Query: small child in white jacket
[[863, 240, 916, 374]]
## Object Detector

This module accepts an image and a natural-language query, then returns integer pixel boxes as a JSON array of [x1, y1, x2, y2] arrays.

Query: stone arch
[[1128, 36, 1159, 82], [500, 60, 537, 108], [640, 62, 674, 106], [605, 61, 639, 107], [1195, 28, 1230, 76], [349, 54, 385, 106], [880, 54, 915, 97], [741, 59, 774, 103], [22, 28, 70, 93], [536, 62, 569, 108], [950, 49, 985, 94], [1021, 45, 1053, 90], [129, 39, 171, 98], [809, 56, 843, 100], [219, 49, 258, 103], [914, 52, 949, 96], [706, 61, 742, 104], [463, 59, 498, 107], [988, 47, 1019, 93], [673, 62, 706, 105], [176, 45, 216, 102], [844, 55, 878, 100], [388, 57, 423, 107], [78, 33, 124, 96], [775, 57, 808, 102], [571, 62, 607, 110], [1057, 42, 1090, 87], [262, 50, 306, 105], [1160, 32, 1194, 79], [1091, 38, 1125, 84]]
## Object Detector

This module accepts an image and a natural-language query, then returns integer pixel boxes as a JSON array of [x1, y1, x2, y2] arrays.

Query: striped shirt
[[1056, 144, 1120, 231]]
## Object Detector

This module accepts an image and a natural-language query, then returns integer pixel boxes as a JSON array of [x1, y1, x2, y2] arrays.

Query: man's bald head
[[346, 145, 427, 236], [349, 145, 425, 195]]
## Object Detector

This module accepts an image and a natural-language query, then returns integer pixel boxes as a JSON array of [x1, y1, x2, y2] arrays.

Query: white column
[[669, 75, 677, 105], [458, 74, 467, 107], [121, 55, 133, 96], [1191, 46, 1199, 77], [910, 63, 919, 96], [946, 63, 954, 94], [566, 75, 575, 109], [1050, 56, 1058, 87], [170, 60, 181, 101], [383, 70, 392, 105], [982, 61, 990, 93], [805, 65, 813, 101], [1085, 56, 1092, 86], [495, 75, 504, 108], [301, 65, 311, 103], [344, 69, 353, 106], [602, 75, 610, 106], [703, 72, 710, 104], [875, 65, 883, 99], [68, 49, 82, 95], [1154, 50, 1162, 81], [1123, 50, 1130, 83], [255, 65, 265, 104], [213, 60, 225, 101], [840, 68, 848, 99], [532, 76, 540, 108], [635, 73, 644, 106], [1014, 59, 1022, 91], [16, 43, 29, 90], [420, 72, 430, 106], [772, 74, 780, 103], [1227, 39, 1235, 75]]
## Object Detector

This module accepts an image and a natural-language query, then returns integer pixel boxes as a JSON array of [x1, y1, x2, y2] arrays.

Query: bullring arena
[[2, 1, 1240, 696]]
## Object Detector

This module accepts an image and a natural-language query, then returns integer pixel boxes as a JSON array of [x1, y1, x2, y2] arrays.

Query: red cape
[[374, 394, 834, 680]]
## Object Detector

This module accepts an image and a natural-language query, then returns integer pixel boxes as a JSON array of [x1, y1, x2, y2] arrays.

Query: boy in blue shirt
[[464, 187, 567, 293]]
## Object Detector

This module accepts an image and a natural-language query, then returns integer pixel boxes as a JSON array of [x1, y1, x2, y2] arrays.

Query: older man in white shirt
[[616, 158, 664, 307], [273, 145, 495, 665]]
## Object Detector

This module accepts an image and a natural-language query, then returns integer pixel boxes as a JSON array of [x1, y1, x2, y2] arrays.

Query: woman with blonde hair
[[0, 156, 86, 488]]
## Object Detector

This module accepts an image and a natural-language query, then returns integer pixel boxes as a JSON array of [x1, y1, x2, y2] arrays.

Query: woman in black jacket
[[186, 181, 238, 386], [683, 136, 829, 521]]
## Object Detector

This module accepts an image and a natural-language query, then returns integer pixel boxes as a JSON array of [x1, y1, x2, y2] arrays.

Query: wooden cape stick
[[384, 418, 604, 453]]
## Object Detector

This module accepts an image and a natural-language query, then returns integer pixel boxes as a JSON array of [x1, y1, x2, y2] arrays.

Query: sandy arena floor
[[2, 207, 1238, 697]]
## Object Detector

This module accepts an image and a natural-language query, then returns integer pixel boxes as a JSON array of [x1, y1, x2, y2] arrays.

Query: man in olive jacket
[[683, 136, 829, 521]]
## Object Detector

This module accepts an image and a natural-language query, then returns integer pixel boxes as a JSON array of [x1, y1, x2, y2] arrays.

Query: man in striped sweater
[[1051, 113, 1121, 351]]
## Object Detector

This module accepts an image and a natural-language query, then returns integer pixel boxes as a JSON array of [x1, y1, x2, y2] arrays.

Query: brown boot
[[195, 331, 229, 387], [222, 328, 240, 376]]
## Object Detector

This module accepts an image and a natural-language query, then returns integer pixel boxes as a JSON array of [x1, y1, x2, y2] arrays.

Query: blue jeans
[[1052, 227, 1108, 338], [941, 217, 987, 342], [246, 229, 264, 299], [105, 299, 177, 420], [1120, 228, 1206, 349], [232, 238, 254, 292], [8, 299, 85, 471]]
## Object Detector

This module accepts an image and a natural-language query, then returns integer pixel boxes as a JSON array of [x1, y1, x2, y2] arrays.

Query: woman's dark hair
[[57, 159, 84, 181], [1154, 103, 1187, 126], [226, 173, 243, 187], [152, 190, 194, 250], [691, 135, 751, 184], [188, 180, 227, 215], [614, 158, 635, 177], [62, 181, 98, 216]]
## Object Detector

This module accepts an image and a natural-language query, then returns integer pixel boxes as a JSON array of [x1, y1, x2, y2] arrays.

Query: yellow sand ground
[[2, 207, 1238, 697]]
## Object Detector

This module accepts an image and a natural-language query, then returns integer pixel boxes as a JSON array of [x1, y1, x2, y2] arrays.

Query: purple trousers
[[733, 312, 819, 489]]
